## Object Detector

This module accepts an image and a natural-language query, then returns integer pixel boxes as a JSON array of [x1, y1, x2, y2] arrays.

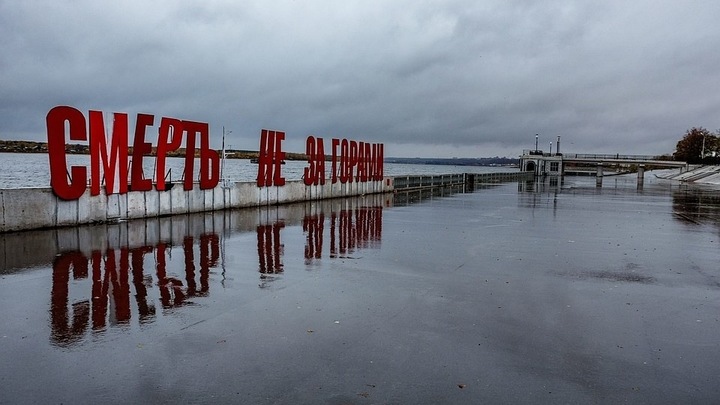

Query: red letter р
[[130, 114, 155, 192], [46, 106, 87, 200], [155, 117, 183, 191], [89, 110, 128, 196]]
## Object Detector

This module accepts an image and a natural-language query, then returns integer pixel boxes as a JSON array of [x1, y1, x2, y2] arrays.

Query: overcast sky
[[2, 1, 719, 158]]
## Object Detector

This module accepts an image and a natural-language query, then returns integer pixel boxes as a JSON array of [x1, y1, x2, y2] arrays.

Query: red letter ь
[[183, 120, 219, 190], [47, 106, 87, 200]]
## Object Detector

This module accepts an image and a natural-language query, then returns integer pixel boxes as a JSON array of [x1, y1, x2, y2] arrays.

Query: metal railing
[[392, 172, 534, 190]]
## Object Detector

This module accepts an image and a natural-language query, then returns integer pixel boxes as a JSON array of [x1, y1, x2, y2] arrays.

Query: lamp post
[[221, 127, 232, 187], [535, 134, 539, 152], [556, 136, 561, 154]]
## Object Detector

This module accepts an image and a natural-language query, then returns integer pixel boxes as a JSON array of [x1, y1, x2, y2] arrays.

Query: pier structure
[[519, 150, 688, 187]]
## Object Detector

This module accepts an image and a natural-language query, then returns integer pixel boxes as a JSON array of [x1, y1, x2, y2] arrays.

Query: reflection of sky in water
[[0, 152, 515, 188]]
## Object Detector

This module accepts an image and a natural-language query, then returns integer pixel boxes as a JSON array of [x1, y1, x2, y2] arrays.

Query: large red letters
[[303, 136, 326, 186], [256, 129, 286, 187], [47, 106, 88, 200], [316, 136, 383, 186], [46, 106, 220, 200]]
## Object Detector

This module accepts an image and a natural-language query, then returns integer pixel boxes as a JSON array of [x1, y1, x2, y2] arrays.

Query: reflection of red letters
[[328, 205, 383, 258], [257, 129, 286, 187], [199, 233, 219, 294], [330, 211, 337, 258], [257, 222, 285, 274], [50, 233, 221, 346], [184, 236, 197, 295], [131, 246, 155, 321], [50, 252, 90, 347], [156, 243, 186, 308], [91, 251, 105, 329], [303, 213, 324, 261]]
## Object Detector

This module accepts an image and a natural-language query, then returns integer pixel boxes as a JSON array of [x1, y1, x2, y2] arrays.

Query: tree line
[[674, 127, 720, 164]]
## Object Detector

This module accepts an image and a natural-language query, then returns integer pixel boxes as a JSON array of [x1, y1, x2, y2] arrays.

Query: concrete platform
[[0, 173, 719, 404]]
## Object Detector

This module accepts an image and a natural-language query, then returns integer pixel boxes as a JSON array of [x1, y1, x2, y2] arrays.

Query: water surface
[[0, 173, 718, 404]]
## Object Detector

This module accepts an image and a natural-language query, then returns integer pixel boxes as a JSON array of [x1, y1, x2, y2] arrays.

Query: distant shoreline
[[0, 139, 285, 160], [0, 139, 519, 166]]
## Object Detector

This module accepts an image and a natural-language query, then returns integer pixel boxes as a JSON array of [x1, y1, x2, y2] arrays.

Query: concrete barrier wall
[[0, 178, 394, 233], [0, 172, 528, 233]]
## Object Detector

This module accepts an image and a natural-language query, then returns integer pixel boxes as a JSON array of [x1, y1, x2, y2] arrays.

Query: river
[[0, 152, 516, 189]]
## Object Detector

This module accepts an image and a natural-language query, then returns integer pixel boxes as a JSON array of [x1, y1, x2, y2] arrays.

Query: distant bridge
[[519, 150, 689, 187], [561, 153, 688, 168]]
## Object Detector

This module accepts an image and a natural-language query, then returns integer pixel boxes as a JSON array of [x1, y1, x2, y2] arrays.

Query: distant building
[[519, 150, 563, 176]]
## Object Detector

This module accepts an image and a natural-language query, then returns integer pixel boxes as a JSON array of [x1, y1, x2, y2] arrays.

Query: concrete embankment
[[655, 165, 720, 185], [0, 171, 532, 233]]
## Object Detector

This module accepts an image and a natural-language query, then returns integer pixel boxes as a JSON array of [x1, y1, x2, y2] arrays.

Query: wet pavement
[[1, 174, 719, 404]]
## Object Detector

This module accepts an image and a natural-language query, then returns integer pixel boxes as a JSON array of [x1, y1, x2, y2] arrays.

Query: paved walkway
[[1, 174, 719, 404]]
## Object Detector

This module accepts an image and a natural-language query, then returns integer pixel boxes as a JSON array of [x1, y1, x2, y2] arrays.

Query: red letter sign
[[89, 110, 128, 196], [257, 129, 285, 187], [47, 106, 88, 200], [155, 117, 183, 191], [130, 114, 155, 192]]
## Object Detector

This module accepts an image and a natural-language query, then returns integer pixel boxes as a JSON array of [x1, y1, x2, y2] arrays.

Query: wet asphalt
[[1, 173, 719, 404]]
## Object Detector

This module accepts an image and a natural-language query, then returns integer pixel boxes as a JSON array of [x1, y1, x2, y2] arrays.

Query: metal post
[[596, 163, 603, 187]]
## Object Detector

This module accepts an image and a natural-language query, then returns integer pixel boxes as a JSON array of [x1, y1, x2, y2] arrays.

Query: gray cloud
[[1, 0, 719, 158]]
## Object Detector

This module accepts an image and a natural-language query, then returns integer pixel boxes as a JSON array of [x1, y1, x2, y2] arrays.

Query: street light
[[221, 127, 232, 186]]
